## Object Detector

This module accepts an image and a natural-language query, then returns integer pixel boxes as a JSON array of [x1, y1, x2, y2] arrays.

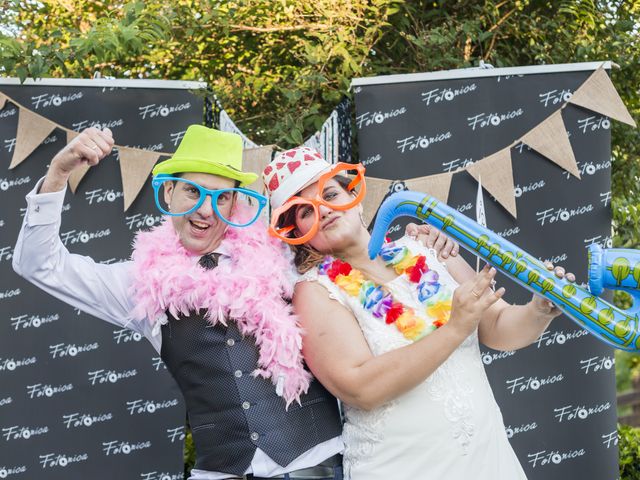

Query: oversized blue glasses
[[151, 175, 267, 227]]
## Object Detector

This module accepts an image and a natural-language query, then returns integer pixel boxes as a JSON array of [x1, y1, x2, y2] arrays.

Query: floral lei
[[319, 241, 453, 341]]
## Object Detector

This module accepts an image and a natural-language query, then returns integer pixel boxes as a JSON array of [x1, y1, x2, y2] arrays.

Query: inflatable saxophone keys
[[368, 191, 640, 352], [589, 244, 640, 298]]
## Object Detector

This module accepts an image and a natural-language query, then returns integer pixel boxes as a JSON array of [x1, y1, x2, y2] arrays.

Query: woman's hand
[[530, 261, 576, 318], [448, 264, 505, 338], [405, 223, 459, 259]]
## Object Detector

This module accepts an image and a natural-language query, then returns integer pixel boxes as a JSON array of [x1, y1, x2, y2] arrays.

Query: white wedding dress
[[302, 237, 527, 480]]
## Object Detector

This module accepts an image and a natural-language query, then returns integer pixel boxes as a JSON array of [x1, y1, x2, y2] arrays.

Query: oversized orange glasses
[[269, 162, 367, 245]]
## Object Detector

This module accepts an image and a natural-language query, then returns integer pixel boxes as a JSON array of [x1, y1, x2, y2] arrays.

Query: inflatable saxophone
[[368, 191, 640, 352], [588, 244, 640, 300]]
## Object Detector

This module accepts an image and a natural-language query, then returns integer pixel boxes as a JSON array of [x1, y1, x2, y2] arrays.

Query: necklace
[[318, 241, 453, 341]]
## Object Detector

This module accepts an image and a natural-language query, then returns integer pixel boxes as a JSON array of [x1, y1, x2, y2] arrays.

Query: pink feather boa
[[129, 207, 311, 406]]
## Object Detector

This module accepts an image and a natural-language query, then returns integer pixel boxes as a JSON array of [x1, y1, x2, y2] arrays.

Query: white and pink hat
[[263, 147, 333, 209]]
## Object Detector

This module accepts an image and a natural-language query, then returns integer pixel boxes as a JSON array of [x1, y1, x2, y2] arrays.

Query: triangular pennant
[[361, 176, 392, 227], [118, 146, 160, 211], [475, 175, 487, 228], [521, 110, 580, 179], [0, 93, 7, 110], [569, 67, 636, 127], [243, 146, 274, 193], [466, 148, 517, 218], [9, 108, 57, 169], [404, 171, 453, 204], [65, 130, 92, 193]]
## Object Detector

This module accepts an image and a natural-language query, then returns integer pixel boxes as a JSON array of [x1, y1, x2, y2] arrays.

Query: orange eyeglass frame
[[268, 162, 367, 245]]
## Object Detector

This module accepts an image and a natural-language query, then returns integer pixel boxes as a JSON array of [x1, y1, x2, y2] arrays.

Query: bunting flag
[[0, 65, 637, 217], [569, 67, 637, 127], [521, 110, 581, 179], [10, 109, 57, 169], [65, 130, 92, 194], [242, 146, 274, 193], [475, 175, 487, 229], [361, 176, 392, 226], [118, 147, 161, 211], [466, 147, 517, 218], [404, 171, 453, 204]]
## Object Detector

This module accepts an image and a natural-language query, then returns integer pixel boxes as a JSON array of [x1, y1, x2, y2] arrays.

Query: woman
[[262, 147, 574, 480]]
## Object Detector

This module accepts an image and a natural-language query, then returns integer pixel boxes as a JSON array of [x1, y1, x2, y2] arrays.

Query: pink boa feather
[[129, 206, 311, 406]]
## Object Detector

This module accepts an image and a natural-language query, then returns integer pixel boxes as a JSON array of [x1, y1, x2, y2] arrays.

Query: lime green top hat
[[152, 125, 258, 187]]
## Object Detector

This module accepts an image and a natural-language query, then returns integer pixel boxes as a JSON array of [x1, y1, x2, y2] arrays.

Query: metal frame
[[0, 78, 207, 89], [351, 61, 613, 88]]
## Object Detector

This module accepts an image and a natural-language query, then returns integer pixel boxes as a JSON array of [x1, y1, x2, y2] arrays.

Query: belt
[[229, 454, 341, 480]]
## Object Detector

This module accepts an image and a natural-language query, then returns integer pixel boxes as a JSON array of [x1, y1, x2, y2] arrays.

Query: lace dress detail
[[422, 332, 477, 454], [302, 238, 527, 480], [379, 244, 477, 455]]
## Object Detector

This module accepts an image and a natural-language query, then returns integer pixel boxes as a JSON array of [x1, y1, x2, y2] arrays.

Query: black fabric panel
[[0, 82, 204, 479], [354, 69, 617, 479]]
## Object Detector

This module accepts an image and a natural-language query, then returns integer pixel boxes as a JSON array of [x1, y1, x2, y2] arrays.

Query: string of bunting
[[0, 92, 273, 210], [359, 66, 636, 222], [0, 65, 636, 216]]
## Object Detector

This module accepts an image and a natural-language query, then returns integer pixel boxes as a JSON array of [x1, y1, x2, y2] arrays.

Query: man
[[13, 124, 457, 480]]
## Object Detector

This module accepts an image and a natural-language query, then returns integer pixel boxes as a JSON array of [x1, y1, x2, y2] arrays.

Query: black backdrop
[[0, 80, 205, 479], [353, 63, 618, 479]]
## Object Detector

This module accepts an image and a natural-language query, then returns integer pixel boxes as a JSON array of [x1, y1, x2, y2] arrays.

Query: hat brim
[[152, 158, 258, 187]]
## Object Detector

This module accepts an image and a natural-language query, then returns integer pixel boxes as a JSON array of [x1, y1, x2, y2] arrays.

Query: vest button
[[226, 338, 235, 346], [234, 370, 242, 378], [242, 401, 250, 410], [250, 432, 259, 441]]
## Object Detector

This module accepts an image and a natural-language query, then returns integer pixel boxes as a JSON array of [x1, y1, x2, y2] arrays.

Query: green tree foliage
[[1, 0, 404, 145], [619, 424, 640, 479], [3, 0, 640, 470], [2, 1, 636, 153], [2, 0, 640, 376]]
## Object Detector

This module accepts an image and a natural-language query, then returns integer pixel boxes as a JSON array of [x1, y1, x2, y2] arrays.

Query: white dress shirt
[[13, 179, 343, 480]]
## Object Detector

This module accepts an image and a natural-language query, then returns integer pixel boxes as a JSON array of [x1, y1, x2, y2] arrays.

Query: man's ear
[[163, 181, 175, 207], [230, 191, 238, 212]]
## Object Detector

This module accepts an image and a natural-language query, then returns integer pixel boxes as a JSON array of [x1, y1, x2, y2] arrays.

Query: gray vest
[[161, 311, 342, 476]]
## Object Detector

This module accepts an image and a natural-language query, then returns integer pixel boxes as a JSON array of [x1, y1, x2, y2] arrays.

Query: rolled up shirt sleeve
[[12, 178, 153, 342]]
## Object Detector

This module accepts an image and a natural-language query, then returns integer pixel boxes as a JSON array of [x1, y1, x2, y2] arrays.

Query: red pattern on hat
[[268, 175, 280, 191], [287, 161, 301, 173], [262, 146, 329, 201]]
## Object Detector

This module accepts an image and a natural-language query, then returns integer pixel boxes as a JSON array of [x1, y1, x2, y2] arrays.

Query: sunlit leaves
[[0, 1, 638, 245]]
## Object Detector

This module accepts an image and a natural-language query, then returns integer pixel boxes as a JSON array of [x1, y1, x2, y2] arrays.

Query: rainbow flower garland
[[318, 242, 453, 341]]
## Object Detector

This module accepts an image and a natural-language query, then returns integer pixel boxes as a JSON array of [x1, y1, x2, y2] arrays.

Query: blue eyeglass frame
[[151, 174, 268, 227]]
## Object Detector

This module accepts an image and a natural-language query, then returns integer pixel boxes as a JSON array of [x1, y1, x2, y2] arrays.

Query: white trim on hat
[[269, 160, 333, 209]]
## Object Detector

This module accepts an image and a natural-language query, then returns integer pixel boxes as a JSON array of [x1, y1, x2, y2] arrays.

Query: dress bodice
[[301, 237, 527, 480]]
